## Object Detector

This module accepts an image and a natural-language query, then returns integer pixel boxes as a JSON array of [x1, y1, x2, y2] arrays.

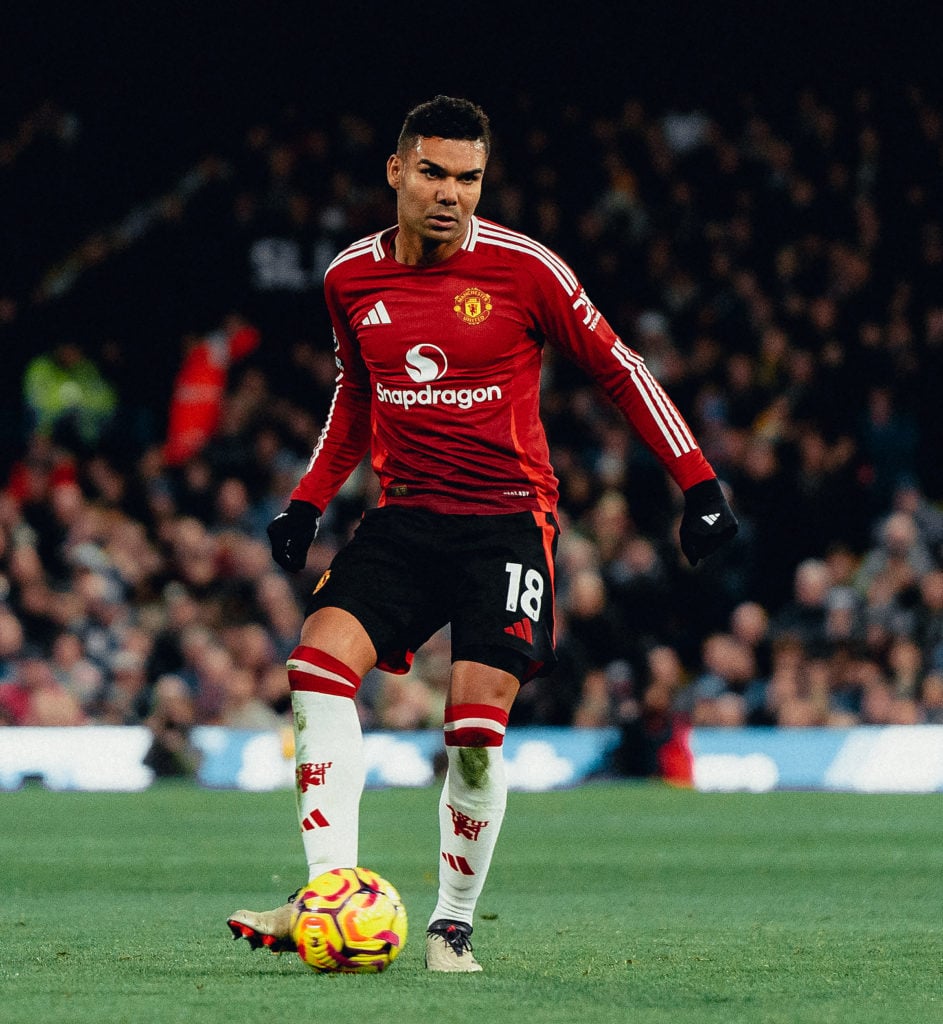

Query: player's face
[[387, 136, 486, 264]]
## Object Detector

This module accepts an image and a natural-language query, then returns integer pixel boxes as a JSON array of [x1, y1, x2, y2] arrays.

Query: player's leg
[[289, 607, 377, 876], [426, 510, 560, 972], [425, 661, 518, 972], [227, 606, 376, 951], [229, 508, 437, 954]]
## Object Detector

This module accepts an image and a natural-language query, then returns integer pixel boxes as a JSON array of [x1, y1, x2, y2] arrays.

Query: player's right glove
[[679, 477, 738, 567], [266, 500, 321, 573]]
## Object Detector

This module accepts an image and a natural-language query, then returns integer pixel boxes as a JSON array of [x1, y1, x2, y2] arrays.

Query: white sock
[[287, 645, 364, 880], [429, 703, 509, 927]]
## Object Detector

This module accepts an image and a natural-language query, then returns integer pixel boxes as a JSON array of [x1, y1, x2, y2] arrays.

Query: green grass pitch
[[2, 782, 940, 1024]]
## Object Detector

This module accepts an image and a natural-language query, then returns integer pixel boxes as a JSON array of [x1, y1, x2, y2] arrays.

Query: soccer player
[[227, 95, 737, 971]]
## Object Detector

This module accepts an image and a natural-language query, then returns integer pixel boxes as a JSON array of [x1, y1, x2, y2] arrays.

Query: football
[[291, 867, 408, 973]]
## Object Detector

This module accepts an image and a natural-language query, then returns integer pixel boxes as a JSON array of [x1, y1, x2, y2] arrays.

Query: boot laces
[[430, 920, 474, 955]]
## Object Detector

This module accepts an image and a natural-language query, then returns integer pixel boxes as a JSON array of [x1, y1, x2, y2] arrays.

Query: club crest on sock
[[447, 803, 489, 840], [297, 761, 333, 791]]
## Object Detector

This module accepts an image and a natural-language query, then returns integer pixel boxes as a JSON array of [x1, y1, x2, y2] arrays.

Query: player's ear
[[387, 153, 402, 190]]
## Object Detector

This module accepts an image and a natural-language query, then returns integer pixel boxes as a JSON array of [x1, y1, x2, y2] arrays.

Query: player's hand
[[266, 500, 321, 573], [679, 478, 738, 567]]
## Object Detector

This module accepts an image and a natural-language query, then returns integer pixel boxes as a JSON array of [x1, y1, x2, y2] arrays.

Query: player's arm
[[532, 264, 737, 565], [268, 291, 372, 573]]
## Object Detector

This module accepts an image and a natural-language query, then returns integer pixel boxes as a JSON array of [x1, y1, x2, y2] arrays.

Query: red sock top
[[287, 646, 361, 699]]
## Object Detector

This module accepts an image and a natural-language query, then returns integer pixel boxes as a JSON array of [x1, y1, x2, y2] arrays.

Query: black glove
[[679, 478, 738, 567], [266, 500, 321, 573]]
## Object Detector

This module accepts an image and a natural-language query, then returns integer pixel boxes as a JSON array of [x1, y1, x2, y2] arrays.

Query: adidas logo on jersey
[[361, 300, 391, 326], [701, 513, 721, 525]]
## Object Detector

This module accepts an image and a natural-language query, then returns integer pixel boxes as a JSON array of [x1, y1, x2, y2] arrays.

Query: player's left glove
[[679, 477, 738, 567]]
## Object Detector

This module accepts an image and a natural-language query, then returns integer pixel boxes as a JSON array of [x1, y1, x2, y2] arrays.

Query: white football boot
[[227, 895, 298, 953], [425, 919, 483, 972]]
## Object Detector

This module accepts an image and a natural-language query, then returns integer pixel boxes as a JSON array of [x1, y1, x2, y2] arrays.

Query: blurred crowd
[[2, 82, 943, 761]]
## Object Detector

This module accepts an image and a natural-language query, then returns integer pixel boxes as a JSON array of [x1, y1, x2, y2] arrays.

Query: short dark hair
[[397, 95, 491, 156]]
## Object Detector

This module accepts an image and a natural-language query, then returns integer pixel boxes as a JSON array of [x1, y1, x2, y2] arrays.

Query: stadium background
[[2, 2, 943, 782]]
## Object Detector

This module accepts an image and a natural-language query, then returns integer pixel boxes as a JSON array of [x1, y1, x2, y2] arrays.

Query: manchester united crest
[[453, 286, 493, 325]]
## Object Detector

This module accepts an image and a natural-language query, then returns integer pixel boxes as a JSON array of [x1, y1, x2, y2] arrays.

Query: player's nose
[[435, 180, 458, 205]]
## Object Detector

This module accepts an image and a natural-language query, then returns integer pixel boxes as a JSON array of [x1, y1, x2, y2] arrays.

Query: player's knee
[[299, 608, 377, 677]]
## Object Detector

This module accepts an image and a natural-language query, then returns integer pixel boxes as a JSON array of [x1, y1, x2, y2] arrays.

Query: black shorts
[[305, 507, 559, 682]]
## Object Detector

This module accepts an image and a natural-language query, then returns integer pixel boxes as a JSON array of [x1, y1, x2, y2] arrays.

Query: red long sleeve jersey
[[292, 217, 713, 516]]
